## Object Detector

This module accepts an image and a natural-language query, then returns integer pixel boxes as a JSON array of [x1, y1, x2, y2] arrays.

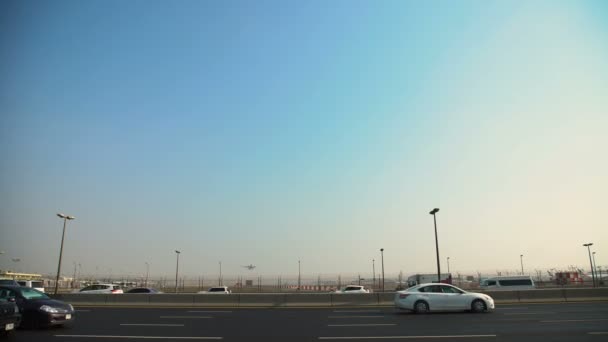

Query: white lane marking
[[55, 335, 222, 340], [328, 324, 397, 327], [318, 335, 497, 340], [159, 316, 212, 319], [333, 310, 382, 313], [187, 311, 232, 313], [504, 312, 555, 315], [120, 324, 185, 327], [329, 316, 385, 319], [542, 319, 608, 323], [588, 332, 608, 335]]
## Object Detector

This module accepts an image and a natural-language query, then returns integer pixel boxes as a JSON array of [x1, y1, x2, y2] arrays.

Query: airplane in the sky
[[242, 264, 256, 270]]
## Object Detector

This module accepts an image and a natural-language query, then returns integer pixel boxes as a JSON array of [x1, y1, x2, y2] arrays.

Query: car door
[[419, 285, 445, 310], [440, 285, 467, 310]]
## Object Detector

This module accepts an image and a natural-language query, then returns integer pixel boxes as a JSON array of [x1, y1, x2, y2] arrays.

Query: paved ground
[[8, 302, 608, 341]]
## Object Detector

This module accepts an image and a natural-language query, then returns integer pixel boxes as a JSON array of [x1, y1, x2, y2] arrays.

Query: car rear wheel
[[471, 299, 486, 313], [414, 300, 429, 314]]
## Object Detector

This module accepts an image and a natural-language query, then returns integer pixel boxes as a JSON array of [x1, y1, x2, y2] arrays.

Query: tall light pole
[[55, 213, 75, 295], [583, 243, 595, 287], [145, 262, 149, 287], [175, 250, 181, 293], [447, 257, 451, 274], [520, 254, 524, 275], [592, 252, 597, 286], [429, 208, 441, 283], [380, 248, 385, 292], [219, 261, 222, 286], [372, 259, 376, 290], [298, 260, 301, 290]]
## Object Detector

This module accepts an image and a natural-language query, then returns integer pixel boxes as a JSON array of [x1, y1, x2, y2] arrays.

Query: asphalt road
[[7, 302, 608, 342]]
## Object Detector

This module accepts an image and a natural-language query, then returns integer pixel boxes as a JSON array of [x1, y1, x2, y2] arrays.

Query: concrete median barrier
[[377, 293, 396, 305], [56, 294, 109, 304], [284, 293, 332, 307], [238, 294, 286, 307], [194, 294, 240, 307], [108, 294, 151, 303], [148, 294, 195, 304], [517, 289, 565, 303], [330, 293, 378, 306], [564, 288, 608, 301]]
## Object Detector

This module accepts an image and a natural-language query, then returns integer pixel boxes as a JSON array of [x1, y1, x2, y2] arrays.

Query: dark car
[[125, 287, 162, 294], [0, 285, 74, 329], [0, 299, 21, 336]]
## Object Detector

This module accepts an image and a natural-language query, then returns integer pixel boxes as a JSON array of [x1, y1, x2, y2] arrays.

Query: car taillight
[[399, 294, 410, 299], [111, 289, 120, 293]]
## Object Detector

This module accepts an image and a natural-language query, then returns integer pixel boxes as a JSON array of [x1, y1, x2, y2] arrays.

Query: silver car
[[395, 283, 494, 313]]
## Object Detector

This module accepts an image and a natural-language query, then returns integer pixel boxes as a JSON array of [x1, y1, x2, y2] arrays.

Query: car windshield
[[20, 287, 50, 300]]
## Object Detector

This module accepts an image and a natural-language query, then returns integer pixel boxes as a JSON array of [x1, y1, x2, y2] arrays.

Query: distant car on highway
[[125, 287, 163, 294], [0, 285, 74, 328], [394, 283, 494, 314], [198, 286, 231, 294], [75, 284, 123, 294], [334, 285, 370, 293]]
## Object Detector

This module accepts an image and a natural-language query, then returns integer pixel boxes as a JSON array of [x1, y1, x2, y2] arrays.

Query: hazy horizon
[[1, 0, 606, 280]]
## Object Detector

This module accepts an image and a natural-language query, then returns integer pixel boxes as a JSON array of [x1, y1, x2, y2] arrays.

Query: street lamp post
[[583, 243, 595, 287], [175, 250, 181, 293], [54, 213, 75, 295], [219, 261, 222, 286], [298, 260, 301, 290], [372, 259, 376, 290], [447, 257, 451, 274], [380, 248, 385, 292], [145, 262, 150, 287], [592, 252, 597, 286], [520, 254, 524, 275], [429, 208, 441, 283]]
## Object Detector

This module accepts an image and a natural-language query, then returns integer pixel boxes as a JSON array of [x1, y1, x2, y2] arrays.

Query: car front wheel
[[414, 301, 429, 314], [471, 299, 486, 313]]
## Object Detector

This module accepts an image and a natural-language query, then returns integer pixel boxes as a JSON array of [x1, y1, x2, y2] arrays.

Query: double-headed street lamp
[[429, 208, 441, 283], [583, 243, 595, 287], [175, 250, 181, 293], [55, 213, 75, 295]]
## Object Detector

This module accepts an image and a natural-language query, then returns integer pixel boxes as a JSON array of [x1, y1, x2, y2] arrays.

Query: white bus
[[480, 276, 535, 290]]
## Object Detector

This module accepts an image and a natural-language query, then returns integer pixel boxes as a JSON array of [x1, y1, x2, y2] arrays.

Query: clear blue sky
[[1, 0, 607, 281]]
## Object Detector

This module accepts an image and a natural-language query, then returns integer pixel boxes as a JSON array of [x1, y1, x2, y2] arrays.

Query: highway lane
[[8, 302, 608, 342]]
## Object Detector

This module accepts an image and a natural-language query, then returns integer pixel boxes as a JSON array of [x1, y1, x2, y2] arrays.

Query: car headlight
[[39, 305, 60, 313], [68, 304, 74, 312]]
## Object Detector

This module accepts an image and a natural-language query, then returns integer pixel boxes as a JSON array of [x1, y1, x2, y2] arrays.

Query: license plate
[[65, 314, 71, 320], [5, 323, 14, 331]]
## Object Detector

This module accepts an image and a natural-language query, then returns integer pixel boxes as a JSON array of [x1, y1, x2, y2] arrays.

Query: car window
[[209, 288, 225, 292], [113, 286, 121, 290], [441, 286, 461, 294], [81, 286, 94, 291], [0, 289, 16, 300], [20, 287, 49, 300], [486, 280, 496, 286]]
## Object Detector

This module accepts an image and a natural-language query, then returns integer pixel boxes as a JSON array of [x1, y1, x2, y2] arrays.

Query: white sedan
[[334, 285, 370, 293], [394, 283, 494, 313]]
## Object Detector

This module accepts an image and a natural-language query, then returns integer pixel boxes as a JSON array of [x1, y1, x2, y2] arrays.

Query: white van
[[480, 276, 535, 290], [17, 280, 45, 293]]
